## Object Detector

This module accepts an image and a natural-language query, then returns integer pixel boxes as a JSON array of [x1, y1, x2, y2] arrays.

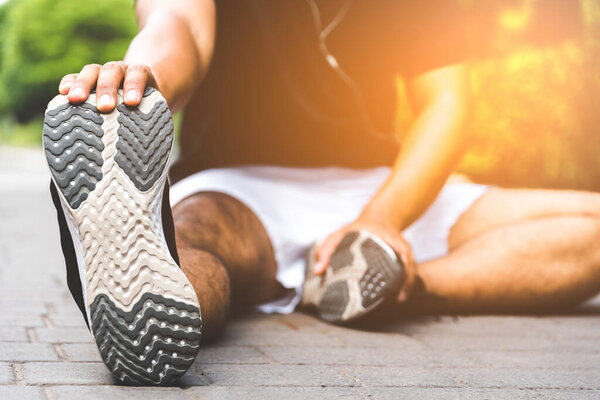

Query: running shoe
[[301, 230, 405, 323], [44, 88, 202, 385]]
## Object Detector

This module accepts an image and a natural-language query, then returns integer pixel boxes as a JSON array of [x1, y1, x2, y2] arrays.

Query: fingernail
[[70, 87, 84, 98], [126, 89, 137, 102], [99, 94, 112, 108]]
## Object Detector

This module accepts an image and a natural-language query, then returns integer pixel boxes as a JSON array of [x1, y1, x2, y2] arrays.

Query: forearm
[[125, 0, 215, 112], [362, 66, 471, 230]]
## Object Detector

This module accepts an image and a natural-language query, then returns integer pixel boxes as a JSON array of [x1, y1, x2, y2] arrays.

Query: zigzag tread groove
[[115, 97, 174, 192], [43, 101, 105, 209], [90, 293, 202, 385]]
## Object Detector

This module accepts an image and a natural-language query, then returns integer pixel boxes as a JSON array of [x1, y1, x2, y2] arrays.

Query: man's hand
[[314, 215, 416, 302], [58, 62, 159, 112]]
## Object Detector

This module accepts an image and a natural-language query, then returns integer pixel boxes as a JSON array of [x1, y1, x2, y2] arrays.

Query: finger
[[96, 61, 126, 112], [122, 65, 150, 106], [59, 74, 78, 95], [68, 64, 101, 104], [314, 235, 340, 276], [396, 288, 409, 303]]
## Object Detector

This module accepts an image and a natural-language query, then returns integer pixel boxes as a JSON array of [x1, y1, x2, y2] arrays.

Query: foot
[[44, 88, 202, 385], [301, 230, 405, 323]]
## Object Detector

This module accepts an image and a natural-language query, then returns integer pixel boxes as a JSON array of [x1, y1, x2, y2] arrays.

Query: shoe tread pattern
[[359, 238, 405, 308], [115, 95, 173, 192], [90, 293, 201, 385], [43, 102, 104, 208], [318, 280, 350, 322]]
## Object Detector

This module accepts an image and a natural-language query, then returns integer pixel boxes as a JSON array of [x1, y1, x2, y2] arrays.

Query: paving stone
[[342, 366, 459, 388], [202, 364, 357, 387], [360, 387, 600, 400], [22, 362, 113, 385], [189, 386, 364, 400], [261, 345, 479, 368], [60, 344, 102, 362], [196, 346, 269, 364], [0, 313, 45, 327], [451, 367, 600, 389], [48, 385, 191, 400], [215, 322, 343, 347], [34, 327, 93, 343], [0, 327, 28, 342], [47, 312, 87, 327], [331, 329, 424, 350], [414, 330, 595, 352], [0, 362, 14, 384], [0, 343, 58, 361], [0, 386, 46, 400], [466, 350, 600, 370]]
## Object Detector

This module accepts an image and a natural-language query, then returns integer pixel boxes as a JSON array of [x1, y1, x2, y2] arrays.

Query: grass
[[0, 116, 43, 147]]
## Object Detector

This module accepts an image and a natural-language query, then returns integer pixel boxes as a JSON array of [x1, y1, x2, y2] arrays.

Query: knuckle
[[102, 61, 124, 70], [96, 82, 117, 92], [126, 64, 149, 73], [82, 64, 101, 72]]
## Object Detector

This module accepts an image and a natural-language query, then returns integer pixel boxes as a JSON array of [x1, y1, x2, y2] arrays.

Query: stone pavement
[[1, 146, 599, 399]]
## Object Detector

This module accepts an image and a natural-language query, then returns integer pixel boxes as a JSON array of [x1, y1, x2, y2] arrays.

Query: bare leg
[[409, 189, 600, 313], [172, 191, 284, 339]]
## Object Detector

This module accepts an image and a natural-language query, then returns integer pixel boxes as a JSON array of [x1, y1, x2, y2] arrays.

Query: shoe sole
[[303, 231, 405, 323], [43, 88, 202, 385]]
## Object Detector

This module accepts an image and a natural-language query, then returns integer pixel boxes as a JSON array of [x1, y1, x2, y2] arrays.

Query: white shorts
[[170, 166, 489, 314]]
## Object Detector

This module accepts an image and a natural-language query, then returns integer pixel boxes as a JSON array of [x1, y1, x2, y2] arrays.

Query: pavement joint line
[[335, 365, 363, 388], [253, 346, 277, 364], [44, 302, 56, 314], [42, 315, 54, 328], [26, 327, 38, 343], [12, 362, 25, 385], [43, 386, 56, 400], [53, 344, 67, 361]]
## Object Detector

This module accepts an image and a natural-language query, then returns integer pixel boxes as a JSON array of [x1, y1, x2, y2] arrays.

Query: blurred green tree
[[0, 0, 136, 121]]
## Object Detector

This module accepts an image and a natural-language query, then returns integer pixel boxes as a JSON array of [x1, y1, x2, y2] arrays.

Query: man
[[44, 0, 600, 386]]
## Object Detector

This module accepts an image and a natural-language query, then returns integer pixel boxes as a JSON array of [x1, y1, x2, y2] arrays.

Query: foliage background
[[0, 0, 599, 191]]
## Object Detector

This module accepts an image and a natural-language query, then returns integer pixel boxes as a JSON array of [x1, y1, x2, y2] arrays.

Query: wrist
[[361, 189, 413, 231]]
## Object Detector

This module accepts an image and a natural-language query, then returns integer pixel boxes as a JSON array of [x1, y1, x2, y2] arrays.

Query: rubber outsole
[[43, 89, 202, 385], [302, 230, 405, 323], [43, 102, 105, 209]]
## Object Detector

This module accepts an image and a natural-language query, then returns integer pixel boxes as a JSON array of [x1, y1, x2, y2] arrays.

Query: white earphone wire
[[304, 0, 395, 140]]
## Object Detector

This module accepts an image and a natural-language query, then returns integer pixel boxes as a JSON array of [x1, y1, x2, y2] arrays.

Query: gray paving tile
[[34, 327, 93, 343], [261, 345, 479, 368], [196, 345, 269, 364], [22, 362, 113, 385], [452, 367, 600, 389], [360, 387, 600, 400], [47, 312, 87, 327], [189, 386, 363, 400], [48, 385, 190, 400], [0, 327, 28, 342], [202, 364, 357, 387], [0, 343, 58, 361], [467, 350, 600, 370], [0, 313, 44, 327], [342, 366, 459, 388], [60, 344, 102, 362], [0, 362, 14, 384], [0, 386, 46, 400]]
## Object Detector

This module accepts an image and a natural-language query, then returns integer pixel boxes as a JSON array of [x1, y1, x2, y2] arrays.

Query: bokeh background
[[0, 0, 599, 191]]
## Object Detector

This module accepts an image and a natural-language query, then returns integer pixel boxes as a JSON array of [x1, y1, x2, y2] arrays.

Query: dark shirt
[[170, 0, 466, 182]]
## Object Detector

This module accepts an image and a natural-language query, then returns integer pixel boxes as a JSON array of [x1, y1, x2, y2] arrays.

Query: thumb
[[314, 237, 337, 276]]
